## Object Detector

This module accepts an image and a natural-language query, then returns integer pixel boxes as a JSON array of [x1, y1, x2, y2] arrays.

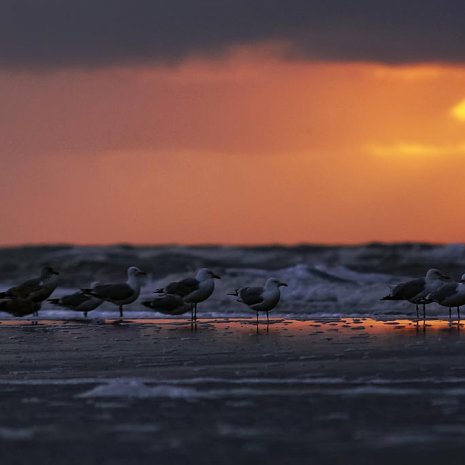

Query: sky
[[1, 1, 465, 245]]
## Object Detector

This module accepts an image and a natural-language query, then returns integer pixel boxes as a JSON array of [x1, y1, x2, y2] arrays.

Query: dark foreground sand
[[1, 317, 465, 465]]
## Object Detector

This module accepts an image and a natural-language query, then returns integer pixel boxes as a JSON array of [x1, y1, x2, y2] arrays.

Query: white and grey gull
[[228, 277, 288, 329], [82, 266, 146, 319]]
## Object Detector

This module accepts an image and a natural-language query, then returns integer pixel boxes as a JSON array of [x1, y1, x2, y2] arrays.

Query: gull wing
[[428, 283, 458, 302], [91, 283, 134, 301], [165, 278, 200, 297], [59, 292, 91, 308], [5, 277, 43, 298], [390, 278, 425, 300], [239, 287, 264, 306]]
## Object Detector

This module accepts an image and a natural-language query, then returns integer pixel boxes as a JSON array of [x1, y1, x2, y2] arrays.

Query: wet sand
[[1, 317, 465, 464]]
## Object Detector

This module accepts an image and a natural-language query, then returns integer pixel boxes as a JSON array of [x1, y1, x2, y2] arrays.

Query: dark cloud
[[1, 0, 465, 69]]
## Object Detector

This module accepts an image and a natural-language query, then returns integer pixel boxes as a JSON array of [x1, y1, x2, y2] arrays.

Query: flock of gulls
[[0, 265, 464, 326], [0, 266, 287, 327], [382, 268, 465, 321]]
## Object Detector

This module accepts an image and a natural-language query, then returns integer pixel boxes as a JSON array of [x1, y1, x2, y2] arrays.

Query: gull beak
[[212, 273, 221, 280], [137, 270, 147, 277], [279, 282, 288, 287], [52, 270, 60, 275]]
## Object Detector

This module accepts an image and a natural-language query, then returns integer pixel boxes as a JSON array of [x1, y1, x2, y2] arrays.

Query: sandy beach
[[1, 316, 465, 464]]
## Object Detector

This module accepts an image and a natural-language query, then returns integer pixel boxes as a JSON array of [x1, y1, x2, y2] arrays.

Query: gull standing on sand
[[82, 266, 146, 319], [0, 297, 41, 322], [228, 277, 288, 329], [142, 294, 193, 316], [381, 268, 451, 319], [426, 273, 465, 321], [48, 282, 103, 318], [154, 268, 221, 323], [0, 266, 60, 317]]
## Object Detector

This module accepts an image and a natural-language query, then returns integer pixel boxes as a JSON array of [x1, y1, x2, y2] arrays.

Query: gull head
[[460, 274, 465, 283], [197, 268, 221, 280], [266, 277, 288, 288], [41, 266, 59, 277], [425, 269, 450, 281], [127, 266, 147, 279]]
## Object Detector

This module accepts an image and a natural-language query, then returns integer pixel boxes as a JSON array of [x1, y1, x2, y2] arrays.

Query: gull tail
[[227, 289, 240, 296], [153, 288, 165, 294], [48, 298, 60, 305]]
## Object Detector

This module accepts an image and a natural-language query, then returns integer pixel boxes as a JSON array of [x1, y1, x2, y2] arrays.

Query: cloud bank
[[1, 0, 465, 69]]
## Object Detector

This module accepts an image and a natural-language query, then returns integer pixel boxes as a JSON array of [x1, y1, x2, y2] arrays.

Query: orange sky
[[1, 49, 465, 245]]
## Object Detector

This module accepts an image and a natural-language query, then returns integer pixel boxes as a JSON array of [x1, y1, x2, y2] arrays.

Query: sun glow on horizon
[[451, 98, 465, 122]]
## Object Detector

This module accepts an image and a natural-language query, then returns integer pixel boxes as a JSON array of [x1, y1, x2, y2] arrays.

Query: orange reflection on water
[[0, 317, 463, 337]]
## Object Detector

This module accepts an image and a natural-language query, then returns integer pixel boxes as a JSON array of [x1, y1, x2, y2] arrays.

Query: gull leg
[[119, 305, 123, 319], [84, 311, 88, 319], [449, 307, 452, 321], [422, 303, 426, 321], [256, 312, 259, 334], [266, 312, 269, 333], [416, 304, 419, 320], [194, 303, 197, 322], [458, 307, 461, 321]]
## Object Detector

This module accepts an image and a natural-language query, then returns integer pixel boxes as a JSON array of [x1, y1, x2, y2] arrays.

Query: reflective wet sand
[[1, 317, 465, 464]]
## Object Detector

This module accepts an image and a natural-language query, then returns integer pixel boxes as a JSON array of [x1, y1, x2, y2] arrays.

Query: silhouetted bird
[[49, 282, 103, 318], [142, 294, 193, 316], [381, 268, 451, 319], [0, 297, 41, 323], [426, 273, 465, 321], [0, 266, 59, 318]]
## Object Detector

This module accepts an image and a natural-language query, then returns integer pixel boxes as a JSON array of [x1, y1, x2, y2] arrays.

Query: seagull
[[0, 266, 60, 317], [228, 277, 288, 329], [154, 268, 221, 323], [381, 268, 451, 319], [426, 273, 465, 321], [0, 297, 41, 323], [142, 294, 193, 316], [48, 282, 103, 318], [82, 266, 146, 319]]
